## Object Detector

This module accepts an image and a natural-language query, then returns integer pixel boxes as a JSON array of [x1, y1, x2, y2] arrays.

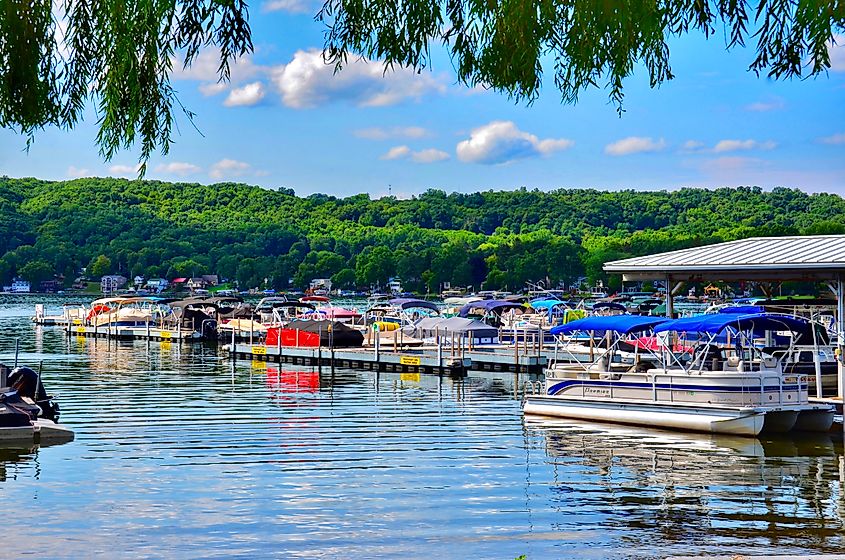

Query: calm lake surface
[[1, 296, 844, 558]]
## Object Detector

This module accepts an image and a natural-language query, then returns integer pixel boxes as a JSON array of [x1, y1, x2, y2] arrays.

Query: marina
[[3, 298, 845, 558]]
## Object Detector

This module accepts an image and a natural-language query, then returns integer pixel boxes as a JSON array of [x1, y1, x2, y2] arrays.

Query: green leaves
[[0, 0, 252, 169], [319, 0, 842, 109]]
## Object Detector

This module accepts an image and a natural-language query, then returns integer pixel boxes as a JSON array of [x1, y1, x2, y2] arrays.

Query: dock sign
[[400, 356, 421, 366]]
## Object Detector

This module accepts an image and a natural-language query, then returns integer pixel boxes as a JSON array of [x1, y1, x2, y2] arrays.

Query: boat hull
[[524, 396, 765, 437]]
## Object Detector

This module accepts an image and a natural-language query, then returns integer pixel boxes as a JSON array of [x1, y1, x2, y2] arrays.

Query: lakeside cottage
[[101, 274, 127, 294]]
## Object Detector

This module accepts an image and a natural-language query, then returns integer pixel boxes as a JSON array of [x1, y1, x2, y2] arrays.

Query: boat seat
[[761, 356, 778, 369], [724, 355, 743, 372]]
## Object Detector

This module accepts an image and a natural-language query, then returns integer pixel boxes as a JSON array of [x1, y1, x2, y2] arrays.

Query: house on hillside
[[187, 277, 208, 291], [39, 279, 62, 293], [10, 278, 30, 293], [145, 278, 168, 293], [101, 274, 127, 294]]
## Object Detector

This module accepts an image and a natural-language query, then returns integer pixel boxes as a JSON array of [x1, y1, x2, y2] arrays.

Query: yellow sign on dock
[[76, 326, 85, 334], [252, 345, 267, 355], [160, 331, 172, 339], [400, 356, 421, 366], [400, 373, 421, 382]]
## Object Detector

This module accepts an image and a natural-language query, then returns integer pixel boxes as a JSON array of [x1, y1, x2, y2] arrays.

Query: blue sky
[[1, 4, 844, 196]]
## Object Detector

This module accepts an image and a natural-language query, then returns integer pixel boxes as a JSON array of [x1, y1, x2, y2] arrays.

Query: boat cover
[[550, 315, 669, 335], [388, 298, 440, 312], [457, 300, 524, 317], [653, 312, 809, 335], [403, 316, 499, 339], [266, 320, 364, 347]]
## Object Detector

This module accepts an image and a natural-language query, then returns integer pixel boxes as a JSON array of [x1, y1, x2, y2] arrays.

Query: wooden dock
[[225, 343, 471, 376], [65, 324, 199, 341]]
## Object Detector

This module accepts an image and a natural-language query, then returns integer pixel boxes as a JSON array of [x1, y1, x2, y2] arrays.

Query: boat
[[265, 320, 364, 348], [1, 364, 74, 443], [524, 313, 836, 437]]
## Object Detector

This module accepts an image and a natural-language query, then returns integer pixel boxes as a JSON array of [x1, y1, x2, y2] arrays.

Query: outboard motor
[[201, 319, 218, 340], [7, 367, 60, 423]]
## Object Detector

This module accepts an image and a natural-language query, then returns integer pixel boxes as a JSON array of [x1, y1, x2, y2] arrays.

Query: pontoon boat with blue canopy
[[525, 311, 835, 437]]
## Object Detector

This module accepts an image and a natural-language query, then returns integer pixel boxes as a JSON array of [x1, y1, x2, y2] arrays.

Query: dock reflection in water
[[0, 297, 843, 559]]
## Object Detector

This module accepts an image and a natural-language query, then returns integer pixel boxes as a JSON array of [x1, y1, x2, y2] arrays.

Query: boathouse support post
[[837, 276, 845, 402], [436, 329, 442, 366], [665, 275, 674, 318], [231, 325, 236, 361]]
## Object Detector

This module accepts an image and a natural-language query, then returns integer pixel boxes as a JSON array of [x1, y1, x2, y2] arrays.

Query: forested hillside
[[1, 177, 843, 292]]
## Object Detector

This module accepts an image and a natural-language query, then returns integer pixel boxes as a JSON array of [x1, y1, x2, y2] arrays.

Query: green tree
[[18, 259, 54, 284], [88, 254, 112, 279], [1, 0, 252, 166]]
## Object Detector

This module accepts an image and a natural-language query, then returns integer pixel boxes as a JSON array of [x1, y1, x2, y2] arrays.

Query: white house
[[101, 274, 128, 294], [10, 278, 31, 293]]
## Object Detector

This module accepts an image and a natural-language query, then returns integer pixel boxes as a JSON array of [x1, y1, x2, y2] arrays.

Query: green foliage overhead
[[1, 1, 841, 160], [319, 0, 844, 109], [0, 0, 252, 166], [1, 176, 844, 292]]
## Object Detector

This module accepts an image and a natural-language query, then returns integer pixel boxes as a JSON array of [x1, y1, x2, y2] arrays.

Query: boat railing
[[647, 371, 808, 406]]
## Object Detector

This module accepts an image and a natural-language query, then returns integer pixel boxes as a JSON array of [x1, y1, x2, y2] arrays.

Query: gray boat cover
[[403, 316, 499, 339]]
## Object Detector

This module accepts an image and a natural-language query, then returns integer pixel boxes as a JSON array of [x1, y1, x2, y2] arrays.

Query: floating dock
[[225, 343, 471, 375], [65, 324, 199, 341], [225, 341, 548, 374]]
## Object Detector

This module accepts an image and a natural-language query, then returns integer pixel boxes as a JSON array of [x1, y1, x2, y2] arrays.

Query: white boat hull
[[524, 396, 766, 436], [0, 420, 74, 443]]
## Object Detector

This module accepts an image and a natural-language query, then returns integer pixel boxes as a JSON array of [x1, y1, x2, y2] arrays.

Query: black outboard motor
[[7, 367, 60, 423]]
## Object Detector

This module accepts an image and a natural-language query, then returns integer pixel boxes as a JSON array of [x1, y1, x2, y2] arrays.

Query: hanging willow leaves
[[0, 0, 842, 164], [0, 0, 252, 170], [318, 0, 844, 109]]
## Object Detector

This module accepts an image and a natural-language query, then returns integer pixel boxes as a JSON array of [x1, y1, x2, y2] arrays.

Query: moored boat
[[524, 313, 835, 437]]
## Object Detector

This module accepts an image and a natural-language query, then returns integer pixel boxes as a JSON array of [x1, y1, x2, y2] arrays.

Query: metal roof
[[604, 235, 845, 281]]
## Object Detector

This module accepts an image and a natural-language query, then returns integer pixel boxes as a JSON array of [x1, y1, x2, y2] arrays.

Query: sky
[[1, 4, 844, 197]]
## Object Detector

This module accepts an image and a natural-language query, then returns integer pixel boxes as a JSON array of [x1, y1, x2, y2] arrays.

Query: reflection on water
[[1, 296, 844, 559]]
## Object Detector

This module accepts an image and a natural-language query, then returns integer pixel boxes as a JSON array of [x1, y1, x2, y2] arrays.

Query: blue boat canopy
[[530, 299, 570, 311], [550, 315, 669, 335], [458, 300, 525, 317], [653, 312, 809, 335], [718, 305, 765, 314], [389, 298, 440, 312]]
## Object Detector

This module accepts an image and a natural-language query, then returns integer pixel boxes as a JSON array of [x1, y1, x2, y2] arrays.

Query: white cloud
[[819, 133, 845, 145], [199, 82, 228, 96], [456, 121, 574, 165], [380, 145, 450, 163], [67, 165, 90, 178], [263, 0, 312, 13], [210, 159, 251, 179], [224, 81, 266, 107], [108, 164, 141, 175], [604, 136, 666, 156], [681, 140, 705, 152], [411, 149, 450, 163], [713, 139, 777, 153], [271, 49, 445, 109], [154, 162, 202, 176], [354, 126, 429, 140], [745, 97, 785, 112], [829, 34, 845, 72], [172, 49, 263, 99], [380, 146, 412, 160]]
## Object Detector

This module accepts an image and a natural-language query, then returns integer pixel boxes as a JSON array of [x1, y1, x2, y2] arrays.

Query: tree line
[[1, 177, 843, 293]]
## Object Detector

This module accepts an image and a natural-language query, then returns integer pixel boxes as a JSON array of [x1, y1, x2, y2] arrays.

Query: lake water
[[1, 297, 844, 558]]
